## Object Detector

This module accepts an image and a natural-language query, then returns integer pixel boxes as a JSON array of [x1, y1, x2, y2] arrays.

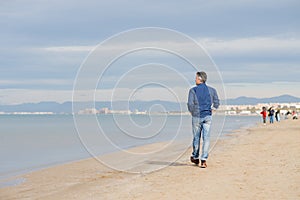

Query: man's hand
[[212, 108, 217, 115]]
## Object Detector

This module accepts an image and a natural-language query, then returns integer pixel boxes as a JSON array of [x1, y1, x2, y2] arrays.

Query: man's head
[[195, 71, 207, 85]]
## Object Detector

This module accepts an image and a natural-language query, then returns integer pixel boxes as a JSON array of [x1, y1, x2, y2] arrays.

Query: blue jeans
[[191, 115, 212, 161], [270, 115, 274, 123]]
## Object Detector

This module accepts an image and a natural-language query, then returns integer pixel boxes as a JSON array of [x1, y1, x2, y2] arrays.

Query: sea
[[0, 114, 260, 187]]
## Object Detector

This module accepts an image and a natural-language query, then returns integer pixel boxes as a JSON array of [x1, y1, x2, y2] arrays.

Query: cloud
[[201, 36, 300, 57], [39, 35, 300, 60], [0, 89, 73, 105], [1, 0, 299, 104], [1, 0, 299, 45], [224, 82, 300, 98], [199, 36, 300, 84], [43, 45, 95, 52], [0, 79, 73, 89], [2, 35, 298, 91]]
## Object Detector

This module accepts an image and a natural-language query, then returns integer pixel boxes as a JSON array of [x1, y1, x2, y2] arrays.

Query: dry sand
[[1, 118, 300, 199]]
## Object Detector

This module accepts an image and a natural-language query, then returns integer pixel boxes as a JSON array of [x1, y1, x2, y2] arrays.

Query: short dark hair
[[196, 71, 207, 83]]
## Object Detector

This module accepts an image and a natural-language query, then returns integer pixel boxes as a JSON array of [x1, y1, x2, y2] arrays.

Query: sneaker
[[200, 160, 207, 168], [190, 156, 199, 165]]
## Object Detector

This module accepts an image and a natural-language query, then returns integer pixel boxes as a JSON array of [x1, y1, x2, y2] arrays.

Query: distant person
[[187, 71, 219, 168], [275, 109, 281, 122], [268, 107, 275, 123], [260, 107, 267, 125], [292, 110, 298, 120], [285, 111, 291, 119]]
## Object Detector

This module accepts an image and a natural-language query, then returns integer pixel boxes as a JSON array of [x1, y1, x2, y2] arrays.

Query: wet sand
[[1, 119, 299, 199]]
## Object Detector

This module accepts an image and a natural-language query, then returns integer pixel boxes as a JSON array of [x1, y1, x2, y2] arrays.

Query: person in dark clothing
[[268, 107, 275, 123]]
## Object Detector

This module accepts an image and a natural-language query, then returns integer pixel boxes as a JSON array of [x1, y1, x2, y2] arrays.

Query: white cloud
[[43, 45, 95, 52], [224, 82, 300, 98], [40, 35, 300, 60], [200, 36, 300, 56], [0, 89, 73, 105], [0, 79, 73, 86]]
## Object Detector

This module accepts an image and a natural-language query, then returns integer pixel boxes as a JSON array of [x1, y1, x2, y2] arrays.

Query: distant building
[[78, 108, 99, 114], [239, 110, 252, 115], [99, 107, 109, 114]]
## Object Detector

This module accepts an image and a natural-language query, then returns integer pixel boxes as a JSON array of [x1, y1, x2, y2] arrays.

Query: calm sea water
[[0, 114, 260, 184]]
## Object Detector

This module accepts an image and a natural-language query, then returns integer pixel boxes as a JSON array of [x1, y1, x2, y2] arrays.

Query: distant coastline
[[0, 95, 299, 115]]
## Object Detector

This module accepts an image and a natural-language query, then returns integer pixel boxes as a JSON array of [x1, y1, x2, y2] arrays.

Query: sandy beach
[[1, 118, 299, 199]]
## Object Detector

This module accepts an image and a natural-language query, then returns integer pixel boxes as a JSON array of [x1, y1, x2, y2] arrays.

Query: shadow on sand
[[146, 160, 195, 167]]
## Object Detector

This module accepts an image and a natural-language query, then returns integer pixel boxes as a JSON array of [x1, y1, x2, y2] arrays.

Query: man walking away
[[187, 71, 219, 168]]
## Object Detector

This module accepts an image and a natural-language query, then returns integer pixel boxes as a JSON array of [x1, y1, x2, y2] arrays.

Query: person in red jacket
[[260, 107, 267, 125]]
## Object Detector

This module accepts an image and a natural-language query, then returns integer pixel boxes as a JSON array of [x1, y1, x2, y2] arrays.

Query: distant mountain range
[[0, 95, 299, 113], [224, 95, 300, 105]]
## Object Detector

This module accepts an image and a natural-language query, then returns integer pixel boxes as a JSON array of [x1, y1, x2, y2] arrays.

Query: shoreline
[[0, 115, 258, 185], [2, 118, 299, 199], [0, 115, 258, 186]]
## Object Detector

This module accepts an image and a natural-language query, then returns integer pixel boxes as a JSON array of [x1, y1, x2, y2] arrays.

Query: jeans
[[191, 115, 212, 161], [270, 115, 274, 123]]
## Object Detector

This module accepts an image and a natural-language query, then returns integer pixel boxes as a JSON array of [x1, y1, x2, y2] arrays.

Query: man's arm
[[208, 86, 220, 110], [187, 88, 196, 113]]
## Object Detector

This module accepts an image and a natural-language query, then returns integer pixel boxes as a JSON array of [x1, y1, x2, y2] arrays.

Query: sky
[[0, 0, 300, 105]]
